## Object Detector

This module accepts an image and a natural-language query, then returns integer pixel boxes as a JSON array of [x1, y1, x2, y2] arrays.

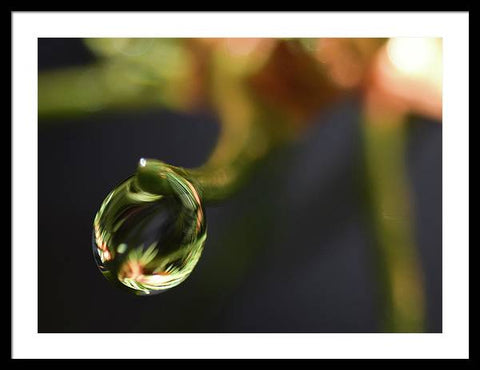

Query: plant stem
[[38, 64, 193, 119], [362, 113, 425, 332], [136, 45, 289, 204]]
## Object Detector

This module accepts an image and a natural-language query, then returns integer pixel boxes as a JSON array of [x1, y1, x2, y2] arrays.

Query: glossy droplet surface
[[93, 168, 206, 295]]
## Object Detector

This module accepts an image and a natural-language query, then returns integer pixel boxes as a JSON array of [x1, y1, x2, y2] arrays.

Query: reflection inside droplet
[[93, 165, 206, 295]]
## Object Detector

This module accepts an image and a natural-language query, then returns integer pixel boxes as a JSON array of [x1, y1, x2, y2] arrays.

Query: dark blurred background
[[38, 38, 442, 333]]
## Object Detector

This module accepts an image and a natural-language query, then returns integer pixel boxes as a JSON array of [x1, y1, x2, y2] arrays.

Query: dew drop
[[92, 163, 207, 295]]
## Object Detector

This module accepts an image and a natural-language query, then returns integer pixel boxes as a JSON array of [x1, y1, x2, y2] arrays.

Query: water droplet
[[93, 162, 206, 295]]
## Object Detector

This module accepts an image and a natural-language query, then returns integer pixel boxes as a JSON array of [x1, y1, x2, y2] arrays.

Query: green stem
[[38, 64, 192, 119], [135, 46, 289, 204], [362, 115, 425, 332]]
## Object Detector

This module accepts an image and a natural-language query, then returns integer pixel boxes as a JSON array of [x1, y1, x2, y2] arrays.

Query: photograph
[[38, 36, 442, 333], [10, 11, 469, 360]]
